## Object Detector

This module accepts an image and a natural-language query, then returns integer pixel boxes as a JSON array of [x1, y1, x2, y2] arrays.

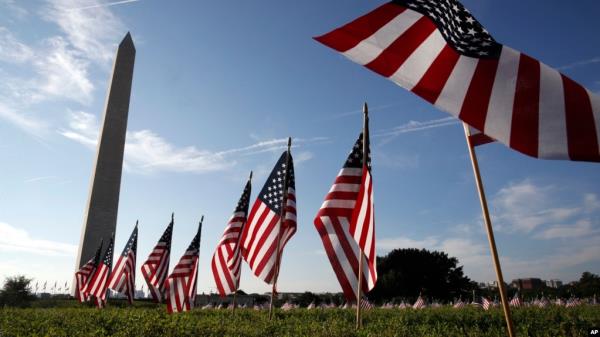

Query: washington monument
[[74, 33, 136, 276]]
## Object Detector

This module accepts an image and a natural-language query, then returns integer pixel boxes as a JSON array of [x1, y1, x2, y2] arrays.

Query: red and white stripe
[[469, 126, 495, 147], [240, 188, 297, 285], [82, 263, 110, 308], [74, 259, 96, 302], [164, 251, 199, 313], [141, 241, 170, 302], [107, 250, 136, 304], [314, 167, 377, 300], [315, 3, 600, 162], [349, 166, 375, 262], [211, 211, 245, 296]]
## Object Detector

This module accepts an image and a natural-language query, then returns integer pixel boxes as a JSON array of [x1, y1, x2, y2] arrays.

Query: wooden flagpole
[[463, 123, 516, 337], [233, 171, 252, 315], [355, 103, 369, 330], [269, 138, 292, 320]]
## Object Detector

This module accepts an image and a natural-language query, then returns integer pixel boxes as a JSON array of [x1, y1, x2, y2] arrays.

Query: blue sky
[[1, 0, 599, 295]]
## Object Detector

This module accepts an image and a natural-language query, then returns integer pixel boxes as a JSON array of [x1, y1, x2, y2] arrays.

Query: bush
[[0, 306, 599, 336]]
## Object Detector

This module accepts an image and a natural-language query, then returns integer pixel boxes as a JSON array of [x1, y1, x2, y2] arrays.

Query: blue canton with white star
[[344, 132, 372, 171], [393, 0, 501, 58], [258, 151, 295, 212]]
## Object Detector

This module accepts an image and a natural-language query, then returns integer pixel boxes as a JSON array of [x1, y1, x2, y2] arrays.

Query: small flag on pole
[[75, 239, 103, 302], [239, 151, 297, 285], [141, 215, 174, 303], [83, 237, 115, 308], [108, 223, 138, 304], [212, 174, 252, 297], [314, 131, 377, 301], [165, 218, 202, 313]]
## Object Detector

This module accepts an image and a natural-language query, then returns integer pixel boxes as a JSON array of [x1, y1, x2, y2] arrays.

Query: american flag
[[314, 131, 377, 301], [83, 237, 114, 308], [316, 0, 600, 162], [107, 224, 138, 304], [536, 296, 550, 308], [74, 239, 103, 302], [565, 297, 580, 308], [164, 219, 202, 313], [240, 150, 296, 285], [509, 292, 522, 307], [413, 295, 426, 309], [212, 176, 251, 297], [482, 296, 492, 310], [360, 297, 374, 310], [141, 215, 173, 303], [452, 299, 465, 308]]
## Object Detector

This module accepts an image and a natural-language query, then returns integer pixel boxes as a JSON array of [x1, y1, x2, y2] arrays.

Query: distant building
[[545, 279, 563, 288], [510, 278, 544, 290]]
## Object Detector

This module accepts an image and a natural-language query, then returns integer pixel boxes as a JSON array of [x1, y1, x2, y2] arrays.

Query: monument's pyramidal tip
[[119, 32, 136, 52]]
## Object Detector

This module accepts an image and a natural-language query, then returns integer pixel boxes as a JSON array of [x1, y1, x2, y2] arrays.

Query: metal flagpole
[[463, 123, 516, 337], [355, 103, 369, 330], [269, 138, 292, 320], [234, 171, 252, 315]]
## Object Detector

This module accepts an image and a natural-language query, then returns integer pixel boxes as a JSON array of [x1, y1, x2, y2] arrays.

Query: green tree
[[0, 275, 36, 307], [370, 248, 476, 303], [575, 271, 600, 297]]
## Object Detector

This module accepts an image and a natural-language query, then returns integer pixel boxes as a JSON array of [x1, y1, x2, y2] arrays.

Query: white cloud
[[125, 130, 233, 173], [0, 1, 127, 134], [35, 37, 94, 104], [0, 222, 77, 256], [0, 0, 28, 19], [43, 0, 126, 64], [373, 116, 458, 146], [584, 193, 600, 212], [294, 151, 313, 165], [60, 111, 326, 174], [0, 27, 34, 63], [557, 57, 600, 71], [491, 180, 580, 233], [536, 219, 597, 240], [0, 102, 48, 132]]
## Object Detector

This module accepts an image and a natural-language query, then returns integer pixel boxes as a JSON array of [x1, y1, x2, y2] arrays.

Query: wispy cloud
[[535, 219, 598, 240], [0, 0, 128, 134], [373, 116, 459, 146], [0, 0, 28, 20], [43, 0, 126, 64], [491, 180, 583, 234], [60, 111, 326, 174], [66, 0, 142, 11], [557, 57, 600, 71], [0, 27, 34, 63], [0, 222, 77, 256], [24, 176, 57, 183]]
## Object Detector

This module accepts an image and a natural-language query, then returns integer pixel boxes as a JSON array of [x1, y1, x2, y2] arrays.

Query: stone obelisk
[[74, 33, 135, 277]]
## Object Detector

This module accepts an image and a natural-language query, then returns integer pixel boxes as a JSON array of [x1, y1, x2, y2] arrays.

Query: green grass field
[[1, 306, 599, 337]]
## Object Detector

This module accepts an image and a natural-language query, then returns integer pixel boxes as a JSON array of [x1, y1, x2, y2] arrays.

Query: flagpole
[[234, 171, 252, 315], [463, 123, 516, 337], [355, 102, 369, 330], [269, 138, 292, 320]]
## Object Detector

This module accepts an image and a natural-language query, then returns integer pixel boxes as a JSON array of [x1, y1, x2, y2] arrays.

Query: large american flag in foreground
[[141, 216, 173, 303], [240, 151, 296, 285], [74, 239, 103, 303], [316, 0, 600, 162], [107, 224, 138, 304], [314, 132, 377, 301], [165, 220, 202, 313], [83, 237, 114, 308], [212, 177, 251, 296]]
